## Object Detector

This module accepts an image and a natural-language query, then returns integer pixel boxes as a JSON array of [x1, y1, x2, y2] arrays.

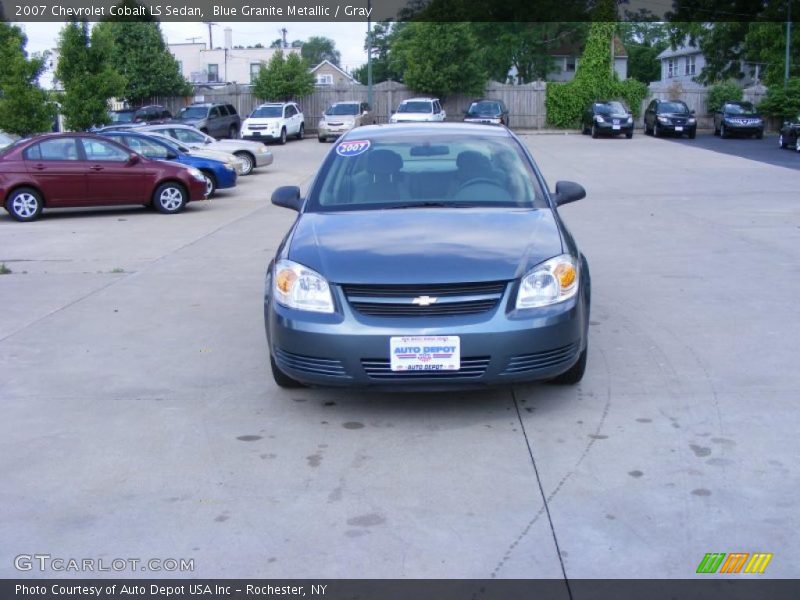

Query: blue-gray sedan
[[264, 123, 590, 389]]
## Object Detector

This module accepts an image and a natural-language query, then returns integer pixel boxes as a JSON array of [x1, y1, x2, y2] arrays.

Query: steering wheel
[[457, 177, 503, 191]]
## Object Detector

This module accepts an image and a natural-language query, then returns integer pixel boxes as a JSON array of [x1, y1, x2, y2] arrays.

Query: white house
[[655, 42, 762, 87], [168, 28, 300, 85], [310, 60, 358, 86], [507, 37, 628, 83]]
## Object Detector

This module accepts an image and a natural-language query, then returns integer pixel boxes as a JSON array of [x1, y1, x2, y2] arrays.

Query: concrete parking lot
[[1, 132, 797, 583]]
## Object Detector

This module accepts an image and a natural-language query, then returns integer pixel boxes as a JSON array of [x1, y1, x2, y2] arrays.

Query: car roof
[[344, 122, 513, 140], [402, 97, 438, 102]]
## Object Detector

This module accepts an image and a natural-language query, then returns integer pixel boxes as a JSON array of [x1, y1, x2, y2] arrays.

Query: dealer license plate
[[675, 126, 683, 132], [390, 336, 460, 372], [612, 124, 620, 130]]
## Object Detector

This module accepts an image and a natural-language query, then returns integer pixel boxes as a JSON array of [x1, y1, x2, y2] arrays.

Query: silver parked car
[[317, 101, 373, 142], [138, 124, 273, 175]]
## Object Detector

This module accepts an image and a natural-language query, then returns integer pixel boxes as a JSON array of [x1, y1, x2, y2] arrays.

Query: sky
[[18, 21, 371, 87]]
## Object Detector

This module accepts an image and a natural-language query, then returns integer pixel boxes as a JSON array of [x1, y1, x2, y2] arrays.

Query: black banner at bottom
[[3, 579, 799, 600]]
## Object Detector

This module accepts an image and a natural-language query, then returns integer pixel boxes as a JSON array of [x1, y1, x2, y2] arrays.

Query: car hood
[[287, 208, 563, 284], [393, 113, 433, 121], [244, 117, 282, 126], [658, 113, 692, 119], [600, 113, 629, 119]]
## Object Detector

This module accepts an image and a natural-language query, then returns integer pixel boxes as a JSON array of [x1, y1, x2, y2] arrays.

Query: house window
[[667, 59, 677, 78], [685, 55, 696, 76], [565, 57, 576, 72], [250, 63, 262, 83], [207, 64, 219, 83], [316, 74, 333, 85]]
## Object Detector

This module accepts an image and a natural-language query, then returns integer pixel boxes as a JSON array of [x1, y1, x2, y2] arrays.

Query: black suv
[[131, 105, 173, 124], [176, 103, 241, 139], [644, 99, 697, 139], [463, 99, 510, 126], [778, 115, 800, 151], [714, 101, 764, 139], [582, 100, 633, 139]]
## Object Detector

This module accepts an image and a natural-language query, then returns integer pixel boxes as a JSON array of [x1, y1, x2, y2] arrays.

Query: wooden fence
[[146, 81, 770, 132]]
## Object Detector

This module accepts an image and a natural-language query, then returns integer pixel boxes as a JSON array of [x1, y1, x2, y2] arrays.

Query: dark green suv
[[176, 103, 241, 139]]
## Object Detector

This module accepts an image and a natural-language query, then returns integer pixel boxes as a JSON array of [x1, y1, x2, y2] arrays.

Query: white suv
[[389, 98, 446, 123], [241, 102, 305, 144]]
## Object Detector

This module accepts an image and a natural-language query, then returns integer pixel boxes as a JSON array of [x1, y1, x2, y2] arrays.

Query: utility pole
[[202, 22, 218, 50], [187, 36, 202, 44], [367, 0, 373, 109], [280, 27, 288, 49], [786, 0, 792, 84]]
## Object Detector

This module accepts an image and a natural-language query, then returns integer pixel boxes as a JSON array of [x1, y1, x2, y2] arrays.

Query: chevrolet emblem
[[412, 296, 438, 306]]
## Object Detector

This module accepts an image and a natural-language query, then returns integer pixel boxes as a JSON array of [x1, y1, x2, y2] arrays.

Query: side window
[[161, 109, 171, 119], [81, 139, 130, 162], [174, 128, 203, 143], [24, 138, 80, 161], [286, 105, 296, 118], [124, 136, 168, 159], [209, 106, 222, 119], [433, 102, 441, 114], [226, 104, 237, 116]]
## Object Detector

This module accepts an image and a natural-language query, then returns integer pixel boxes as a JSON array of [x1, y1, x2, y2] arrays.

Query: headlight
[[224, 164, 235, 172], [627, 116, 633, 124], [516, 255, 579, 309], [688, 118, 696, 123], [187, 167, 206, 182], [343, 120, 354, 127], [658, 116, 670, 123], [318, 120, 326, 128], [595, 115, 605, 123], [274, 259, 334, 313]]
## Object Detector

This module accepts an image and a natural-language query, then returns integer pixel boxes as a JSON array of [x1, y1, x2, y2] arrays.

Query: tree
[[93, 19, 191, 105], [388, 22, 485, 99], [300, 36, 341, 67], [55, 21, 125, 131], [0, 23, 56, 136], [352, 21, 405, 85], [618, 17, 670, 84], [251, 50, 314, 102]]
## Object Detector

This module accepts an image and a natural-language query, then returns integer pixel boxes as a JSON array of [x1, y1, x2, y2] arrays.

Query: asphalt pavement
[[1, 132, 797, 583]]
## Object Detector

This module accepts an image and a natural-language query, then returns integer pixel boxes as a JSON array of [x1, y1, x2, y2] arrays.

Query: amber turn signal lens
[[276, 269, 298, 294], [554, 263, 576, 289]]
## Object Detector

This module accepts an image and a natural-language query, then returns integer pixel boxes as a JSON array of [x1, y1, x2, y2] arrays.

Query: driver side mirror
[[271, 186, 302, 211], [553, 181, 586, 207], [127, 154, 140, 165]]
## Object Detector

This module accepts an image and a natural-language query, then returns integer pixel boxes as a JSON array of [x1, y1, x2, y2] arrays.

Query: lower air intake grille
[[361, 356, 490, 380], [501, 342, 580, 375], [274, 349, 348, 378]]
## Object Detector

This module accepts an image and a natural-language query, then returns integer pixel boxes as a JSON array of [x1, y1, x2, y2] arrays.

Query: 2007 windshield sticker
[[336, 140, 370, 157]]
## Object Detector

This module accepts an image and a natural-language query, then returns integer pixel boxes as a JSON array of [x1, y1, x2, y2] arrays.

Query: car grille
[[671, 118, 687, 125], [361, 356, 490, 380], [728, 118, 760, 126], [342, 281, 507, 317], [500, 342, 581, 375], [249, 125, 267, 130], [274, 348, 348, 378]]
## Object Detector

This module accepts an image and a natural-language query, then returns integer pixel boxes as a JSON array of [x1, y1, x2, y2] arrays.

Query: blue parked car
[[100, 130, 236, 198]]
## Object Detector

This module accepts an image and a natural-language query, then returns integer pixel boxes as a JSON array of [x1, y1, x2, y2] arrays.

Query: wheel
[[688, 129, 696, 139], [6, 187, 43, 222], [756, 130, 763, 140], [152, 182, 187, 214], [626, 130, 633, 139], [714, 124, 720, 136], [279, 128, 287, 145], [270, 355, 304, 388], [591, 124, 598, 139], [201, 171, 216, 198], [318, 135, 326, 143], [720, 123, 728, 139], [228, 125, 238, 139], [296, 124, 304, 140], [653, 122, 661, 137], [550, 346, 587, 385], [234, 151, 254, 176]]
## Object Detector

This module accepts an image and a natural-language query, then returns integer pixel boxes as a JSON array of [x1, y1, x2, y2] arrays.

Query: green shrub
[[758, 78, 800, 119], [707, 80, 743, 113], [546, 22, 648, 128]]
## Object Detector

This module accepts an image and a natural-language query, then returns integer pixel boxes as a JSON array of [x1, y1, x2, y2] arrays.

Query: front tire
[[756, 130, 763, 140], [626, 130, 633, 139], [270, 355, 304, 388], [279, 128, 287, 145], [296, 124, 305, 140], [688, 129, 696, 139], [779, 133, 787, 149], [234, 151, 254, 176], [152, 182, 187, 214], [550, 346, 587, 385], [6, 187, 43, 222], [201, 171, 217, 198], [228, 125, 238, 139], [720, 123, 729, 139], [318, 135, 326, 143], [591, 124, 598, 139], [653, 122, 661, 137]]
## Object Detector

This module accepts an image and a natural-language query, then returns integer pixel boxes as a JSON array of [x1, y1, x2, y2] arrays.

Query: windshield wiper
[[384, 201, 475, 209]]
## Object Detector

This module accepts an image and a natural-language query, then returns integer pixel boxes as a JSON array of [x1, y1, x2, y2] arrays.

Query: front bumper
[[722, 121, 764, 134], [657, 121, 696, 134], [242, 129, 281, 141], [265, 281, 588, 389], [253, 151, 274, 167], [594, 121, 633, 134], [319, 123, 355, 138], [464, 117, 503, 125]]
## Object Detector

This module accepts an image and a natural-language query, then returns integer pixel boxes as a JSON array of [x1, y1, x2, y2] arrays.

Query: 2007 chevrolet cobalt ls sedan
[[264, 123, 590, 389]]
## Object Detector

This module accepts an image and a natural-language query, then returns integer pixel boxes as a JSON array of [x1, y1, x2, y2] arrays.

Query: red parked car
[[0, 133, 207, 222]]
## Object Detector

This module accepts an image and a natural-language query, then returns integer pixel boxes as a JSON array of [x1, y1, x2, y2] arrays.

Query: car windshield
[[725, 102, 756, 115], [326, 104, 359, 116], [251, 106, 283, 118], [178, 106, 209, 119], [110, 111, 134, 123], [658, 102, 690, 114], [307, 133, 547, 212], [398, 101, 433, 113], [595, 101, 627, 114], [467, 101, 501, 115]]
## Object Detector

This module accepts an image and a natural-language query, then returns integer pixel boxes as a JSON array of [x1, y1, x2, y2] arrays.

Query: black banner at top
[[2, 0, 799, 22]]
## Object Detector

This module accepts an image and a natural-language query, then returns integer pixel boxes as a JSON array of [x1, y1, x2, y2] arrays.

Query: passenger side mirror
[[553, 181, 585, 207], [165, 151, 178, 160], [271, 186, 302, 211], [127, 154, 140, 165]]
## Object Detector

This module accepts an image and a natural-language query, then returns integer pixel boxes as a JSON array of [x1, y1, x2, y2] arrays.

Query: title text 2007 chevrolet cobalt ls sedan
[[264, 123, 590, 389]]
